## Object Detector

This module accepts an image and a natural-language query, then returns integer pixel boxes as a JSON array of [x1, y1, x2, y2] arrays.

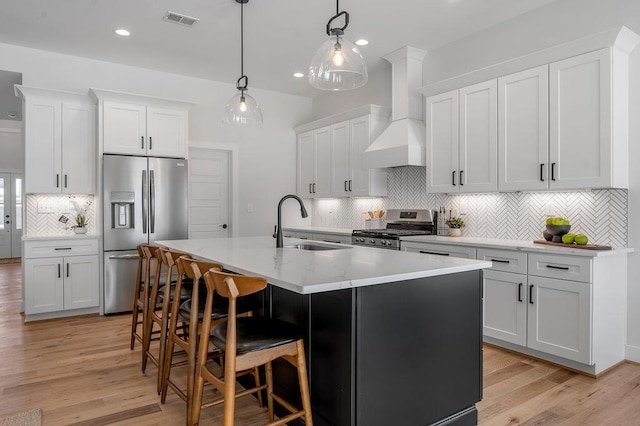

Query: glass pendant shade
[[223, 90, 263, 125], [308, 34, 368, 90]]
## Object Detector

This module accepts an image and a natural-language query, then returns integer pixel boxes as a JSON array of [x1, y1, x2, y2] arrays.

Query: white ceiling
[[0, 0, 559, 99]]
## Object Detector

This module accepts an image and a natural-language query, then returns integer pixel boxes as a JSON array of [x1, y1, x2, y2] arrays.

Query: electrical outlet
[[458, 202, 466, 215], [37, 201, 55, 214]]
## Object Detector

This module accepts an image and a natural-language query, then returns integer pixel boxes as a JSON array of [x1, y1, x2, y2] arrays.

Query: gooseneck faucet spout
[[275, 194, 308, 248]]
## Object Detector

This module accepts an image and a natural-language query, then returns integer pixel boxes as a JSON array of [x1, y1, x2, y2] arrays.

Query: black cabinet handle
[[518, 283, 523, 302], [460, 170, 464, 186], [141, 136, 144, 149], [551, 162, 556, 181], [529, 284, 534, 304], [322, 240, 342, 244], [312, 183, 316, 193], [540, 163, 545, 182], [452, 171, 456, 186], [58, 264, 61, 278], [309, 183, 312, 194], [344, 180, 348, 191], [491, 259, 510, 264], [149, 136, 153, 150], [419, 250, 450, 256], [56, 174, 60, 188], [54, 247, 72, 251], [349, 180, 352, 191], [546, 264, 570, 271], [64, 174, 68, 188], [66, 263, 69, 278]]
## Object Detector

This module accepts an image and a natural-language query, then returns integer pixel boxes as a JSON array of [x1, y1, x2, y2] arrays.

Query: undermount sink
[[284, 243, 351, 251]]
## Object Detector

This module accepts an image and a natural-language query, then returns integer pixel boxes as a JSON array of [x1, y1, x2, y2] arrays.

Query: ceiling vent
[[162, 11, 199, 27]]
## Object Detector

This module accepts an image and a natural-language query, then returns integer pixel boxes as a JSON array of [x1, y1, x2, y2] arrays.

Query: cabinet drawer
[[24, 239, 99, 259], [312, 233, 352, 244], [402, 242, 477, 259], [528, 253, 592, 283], [295, 232, 313, 240], [477, 248, 527, 274]]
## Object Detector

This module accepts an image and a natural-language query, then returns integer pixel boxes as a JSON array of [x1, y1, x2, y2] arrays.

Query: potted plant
[[73, 213, 88, 234], [445, 216, 465, 237]]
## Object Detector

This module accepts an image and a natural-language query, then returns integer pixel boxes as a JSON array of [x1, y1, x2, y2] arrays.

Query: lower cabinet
[[23, 238, 100, 319], [483, 270, 527, 346]]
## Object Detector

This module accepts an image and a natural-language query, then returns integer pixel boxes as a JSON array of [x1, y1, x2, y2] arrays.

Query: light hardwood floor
[[2, 262, 640, 425]]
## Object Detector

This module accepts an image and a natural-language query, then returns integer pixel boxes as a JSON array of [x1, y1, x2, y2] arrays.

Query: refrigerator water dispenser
[[110, 191, 135, 229]]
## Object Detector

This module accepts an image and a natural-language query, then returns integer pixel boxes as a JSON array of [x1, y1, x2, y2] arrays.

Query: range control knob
[[370, 239, 375, 244]]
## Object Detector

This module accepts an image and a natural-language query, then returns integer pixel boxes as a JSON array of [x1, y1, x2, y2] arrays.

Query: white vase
[[73, 227, 87, 234], [449, 228, 462, 237]]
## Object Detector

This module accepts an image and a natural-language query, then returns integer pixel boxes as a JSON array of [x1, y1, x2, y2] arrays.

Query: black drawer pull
[[518, 283, 523, 302], [58, 264, 61, 278], [551, 162, 556, 181], [460, 170, 464, 186], [66, 263, 69, 278], [419, 251, 449, 256], [299, 237, 309, 240], [540, 163, 545, 182], [322, 240, 341, 244], [452, 171, 456, 186], [491, 259, 510, 264], [529, 284, 534, 304], [546, 264, 570, 271], [54, 247, 72, 251]]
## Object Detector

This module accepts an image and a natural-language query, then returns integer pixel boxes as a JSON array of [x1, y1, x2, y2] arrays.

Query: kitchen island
[[157, 236, 491, 426]]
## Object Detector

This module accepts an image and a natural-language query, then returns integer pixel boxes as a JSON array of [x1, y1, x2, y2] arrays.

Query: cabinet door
[[103, 101, 147, 155], [24, 97, 62, 193], [147, 107, 186, 158], [63, 255, 99, 310], [24, 257, 64, 314], [459, 79, 498, 193], [527, 276, 592, 364], [297, 131, 315, 197], [314, 126, 332, 198], [426, 90, 458, 193], [349, 116, 373, 196], [549, 49, 611, 189], [498, 66, 549, 191], [330, 120, 350, 196], [402, 242, 476, 259], [483, 270, 527, 346], [62, 102, 95, 194]]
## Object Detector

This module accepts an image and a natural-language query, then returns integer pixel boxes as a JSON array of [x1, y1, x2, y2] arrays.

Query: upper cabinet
[[426, 80, 497, 194], [295, 105, 390, 199], [91, 89, 193, 158], [16, 86, 95, 194]]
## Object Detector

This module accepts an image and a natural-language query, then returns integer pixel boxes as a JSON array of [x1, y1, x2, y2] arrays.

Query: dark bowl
[[546, 224, 571, 236], [542, 230, 553, 241]]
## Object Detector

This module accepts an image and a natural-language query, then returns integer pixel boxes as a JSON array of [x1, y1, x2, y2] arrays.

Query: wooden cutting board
[[533, 240, 612, 250]]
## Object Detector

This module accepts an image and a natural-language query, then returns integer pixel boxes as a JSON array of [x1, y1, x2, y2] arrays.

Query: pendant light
[[223, 0, 263, 125], [308, 0, 368, 91]]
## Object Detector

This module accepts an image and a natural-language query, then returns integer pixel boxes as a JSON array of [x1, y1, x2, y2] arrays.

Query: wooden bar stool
[[129, 243, 148, 350], [143, 247, 192, 393], [191, 269, 313, 426]]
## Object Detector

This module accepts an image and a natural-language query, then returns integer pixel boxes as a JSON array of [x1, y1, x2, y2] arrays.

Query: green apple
[[574, 234, 589, 245], [562, 233, 575, 244], [546, 217, 554, 226], [559, 218, 570, 226]]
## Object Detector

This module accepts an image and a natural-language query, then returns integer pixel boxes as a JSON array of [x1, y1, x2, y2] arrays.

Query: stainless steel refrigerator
[[103, 154, 188, 314]]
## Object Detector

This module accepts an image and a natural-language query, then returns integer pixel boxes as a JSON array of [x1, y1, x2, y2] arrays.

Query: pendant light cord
[[336, 0, 339, 15], [240, 1, 244, 78]]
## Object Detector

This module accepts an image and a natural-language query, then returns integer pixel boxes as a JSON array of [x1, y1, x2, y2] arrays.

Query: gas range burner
[[351, 209, 435, 250]]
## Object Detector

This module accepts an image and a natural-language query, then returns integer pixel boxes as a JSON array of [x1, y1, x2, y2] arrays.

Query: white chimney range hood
[[364, 46, 427, 169]]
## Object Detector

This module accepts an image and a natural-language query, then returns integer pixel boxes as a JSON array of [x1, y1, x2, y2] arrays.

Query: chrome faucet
[[274, 194, 308, 248]]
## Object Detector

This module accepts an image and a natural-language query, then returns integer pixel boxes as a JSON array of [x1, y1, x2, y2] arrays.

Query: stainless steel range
[[351, 209, 435, 250]]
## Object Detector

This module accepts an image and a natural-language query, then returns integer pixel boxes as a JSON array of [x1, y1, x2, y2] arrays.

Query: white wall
[[0, 119, 22, 171], [0, 42, 313, 237], [417, 0, 640, 362]]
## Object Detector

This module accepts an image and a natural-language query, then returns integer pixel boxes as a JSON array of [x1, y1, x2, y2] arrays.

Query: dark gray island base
[[268, 270, 482, 426]]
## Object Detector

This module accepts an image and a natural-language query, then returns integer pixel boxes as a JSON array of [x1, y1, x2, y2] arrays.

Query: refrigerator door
[[103, 250, 140, 314], [103, 154, 149, 251], [148, 157, 188, 242]]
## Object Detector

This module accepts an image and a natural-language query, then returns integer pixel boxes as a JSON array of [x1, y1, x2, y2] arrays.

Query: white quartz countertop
[[283, 226, 353, 236], [155, 236, 491, 295], [400, 235, 633, 257]]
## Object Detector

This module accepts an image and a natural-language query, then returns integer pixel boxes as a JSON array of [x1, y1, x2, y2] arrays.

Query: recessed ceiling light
[[114, 28, 131, 37], [293, 72, 304, 78], [355, 39, 369, 46]]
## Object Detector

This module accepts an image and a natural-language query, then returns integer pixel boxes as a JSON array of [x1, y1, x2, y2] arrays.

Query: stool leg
[[266, 361, 274, 422], [252, 366, 263, 408], [130, 301, 139, 350], [296, 340, 313, 426]]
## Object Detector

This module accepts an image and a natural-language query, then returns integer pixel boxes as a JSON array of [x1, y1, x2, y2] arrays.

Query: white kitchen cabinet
[[401, 241, 476, 259], [103, 101, 186, 158], [23, 238, 100, 320], [90, 89, 193, 159], [16, 86, 95, 194], [498, 65, 549, 191], [483, 270, 527, 346], [426, 80, 497, 193], [296, 105, 389, 199], [549, 48, 626, 189]]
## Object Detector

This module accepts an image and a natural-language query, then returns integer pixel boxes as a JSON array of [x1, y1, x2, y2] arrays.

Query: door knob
[[220, 224, 228, 229], [4, 221, 9, 224], [4, 215, 8, 218]]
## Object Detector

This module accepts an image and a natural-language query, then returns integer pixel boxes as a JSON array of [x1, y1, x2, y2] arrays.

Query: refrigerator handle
[[142, 170, 148, 234], [150, 170, 155, 234]]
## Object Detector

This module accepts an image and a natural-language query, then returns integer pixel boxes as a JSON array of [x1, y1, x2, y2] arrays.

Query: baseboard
[[625, 344, 640, 363]]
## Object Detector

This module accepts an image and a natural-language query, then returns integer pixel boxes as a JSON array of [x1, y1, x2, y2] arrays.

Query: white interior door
[[188, 148, 230, 239], [0, 173, 12, 258]]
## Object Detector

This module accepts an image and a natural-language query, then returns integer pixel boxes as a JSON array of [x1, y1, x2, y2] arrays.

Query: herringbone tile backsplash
[[26, 194, 96, 236], [311, 166, 628, 248]]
